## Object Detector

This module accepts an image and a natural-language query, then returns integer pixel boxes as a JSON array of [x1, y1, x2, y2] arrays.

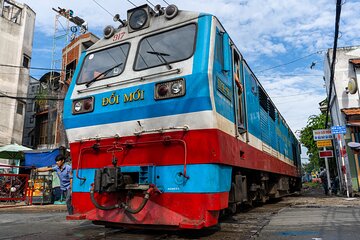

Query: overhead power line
[[92, 0, 114, 17], [146, 0, 156, 8], [0, 95, 64, 101], [257, 73, 323, 77], [0, 63, 65, 72], [271, 92, 317, 99], [257, 51, 324, 73], [325, 0, 342, 128], [126, 0, 137, 7]]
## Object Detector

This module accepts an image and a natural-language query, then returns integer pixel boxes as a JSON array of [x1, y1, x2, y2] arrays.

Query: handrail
[[75, 143, 124, 182], [77, 68, 181, 93], [75, 135, 189, 181]]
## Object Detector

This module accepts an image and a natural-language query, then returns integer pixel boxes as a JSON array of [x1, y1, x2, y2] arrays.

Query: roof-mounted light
[[165, 4, 178, 20], [127, 4, 152, 33], [103, 25, 115, 39]]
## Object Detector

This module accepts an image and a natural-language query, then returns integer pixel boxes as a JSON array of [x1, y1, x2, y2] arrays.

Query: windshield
[[134, 24, 196, 71], [77, 43, 130, 85]]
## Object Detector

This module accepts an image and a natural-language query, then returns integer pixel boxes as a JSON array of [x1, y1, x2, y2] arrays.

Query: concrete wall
[[324, 46, 360, 193], [325, 47, 360, 125], [0, 0, 35, 145]]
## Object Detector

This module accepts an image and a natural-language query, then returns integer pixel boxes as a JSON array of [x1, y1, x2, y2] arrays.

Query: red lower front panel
[[71, 191, 228, 229], [69, 129, 299, 177]]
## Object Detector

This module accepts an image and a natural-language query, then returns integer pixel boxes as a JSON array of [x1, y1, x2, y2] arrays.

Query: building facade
[[31, 32, 99, 149], [324, 46, 360, 193], [0, 0, 35, 145], [22, 76, 39, 148]]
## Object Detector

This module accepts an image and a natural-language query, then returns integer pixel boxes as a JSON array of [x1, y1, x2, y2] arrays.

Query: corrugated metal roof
[[341, 108, 360, 115]]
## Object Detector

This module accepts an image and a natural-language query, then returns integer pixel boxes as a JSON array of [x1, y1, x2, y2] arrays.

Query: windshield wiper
[[146, 51, 172, 70], [85, 62, 123, 88]]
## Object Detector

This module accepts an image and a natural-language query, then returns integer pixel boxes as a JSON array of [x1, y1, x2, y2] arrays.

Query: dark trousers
[[61, 188, 74, 215], [322, 182, 329, 195]]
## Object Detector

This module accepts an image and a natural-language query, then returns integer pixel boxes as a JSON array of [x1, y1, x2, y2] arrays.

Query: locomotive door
[[232, 48, 246, 136]]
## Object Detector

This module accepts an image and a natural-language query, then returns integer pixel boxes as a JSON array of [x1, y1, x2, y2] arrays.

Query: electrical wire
[[325, 0, 342, 128], [126, 0, 137, 7], [257, 74, 323, 77], [256, 51, 324, 73], [163, 0, 170, 5], [92, 0, 114, 17], [0, 96, 64, 101], [271, 92, 317, 99], [0, 72, 44, 77], [146, 0, 156, 8], [0, 63, 64, 71], [0, 92, 64, 101]]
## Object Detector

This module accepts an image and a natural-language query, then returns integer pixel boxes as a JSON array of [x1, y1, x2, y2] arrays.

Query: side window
[[23, 55, 30, 68], [1, 0, 22, 24], [16, 101, 24, 115], [215, 30, 224, 68], [233, 50, 245, 131]]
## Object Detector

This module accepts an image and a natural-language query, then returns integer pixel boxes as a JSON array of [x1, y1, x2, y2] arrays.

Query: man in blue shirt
[[37, 154, 73, 215]]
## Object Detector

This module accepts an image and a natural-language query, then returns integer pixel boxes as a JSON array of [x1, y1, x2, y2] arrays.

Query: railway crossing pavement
[[0, 187, 359, 239]]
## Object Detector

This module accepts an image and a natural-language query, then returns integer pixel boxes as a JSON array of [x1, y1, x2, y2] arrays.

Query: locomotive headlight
[[127, 4, 151, 32], [129, 9, 148, 30], [158, 85, 169, 96], [155, 78, 185, 100], [72, 97, 94, 115], [171, 82, 182, 94], [74, 101, 82, 112]]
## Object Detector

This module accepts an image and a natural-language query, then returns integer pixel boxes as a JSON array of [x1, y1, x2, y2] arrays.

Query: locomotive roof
[[87, 8, 207, 52]]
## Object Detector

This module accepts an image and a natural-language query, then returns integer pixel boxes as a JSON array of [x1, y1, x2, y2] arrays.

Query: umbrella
[[0, 143, 32, 160]]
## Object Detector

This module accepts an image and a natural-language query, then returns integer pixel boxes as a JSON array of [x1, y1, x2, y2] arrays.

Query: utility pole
[[323, 147, 331, 194]]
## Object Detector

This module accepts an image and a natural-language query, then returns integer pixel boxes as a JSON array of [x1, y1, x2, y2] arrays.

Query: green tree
[[299, 113, 327, 170]]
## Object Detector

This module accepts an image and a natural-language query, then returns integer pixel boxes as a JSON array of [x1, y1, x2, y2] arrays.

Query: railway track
[[0, 199, 293, 240], [77, 200, 291, 240]]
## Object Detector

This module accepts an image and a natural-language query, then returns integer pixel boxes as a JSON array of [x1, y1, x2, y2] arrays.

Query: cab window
[[134, 24, 196, 70], [77, 43, 130, 85]]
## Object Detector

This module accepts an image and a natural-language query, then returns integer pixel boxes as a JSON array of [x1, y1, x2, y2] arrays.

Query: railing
[[0, 164, 35, 204], [0, 173, 29, 202]]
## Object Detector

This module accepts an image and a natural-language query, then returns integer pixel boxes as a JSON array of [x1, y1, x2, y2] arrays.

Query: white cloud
[[19, 0, 360, 143]]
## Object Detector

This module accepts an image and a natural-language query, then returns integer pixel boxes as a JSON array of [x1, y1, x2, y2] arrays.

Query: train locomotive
[[63, 4, 301, 229]]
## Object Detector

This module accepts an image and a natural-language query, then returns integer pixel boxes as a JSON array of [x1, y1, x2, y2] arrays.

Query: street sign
[[319, 150, 334, 158], [316, 139, 332, 148], [331, 125, 346, 134], [313, 129, 333, 141]]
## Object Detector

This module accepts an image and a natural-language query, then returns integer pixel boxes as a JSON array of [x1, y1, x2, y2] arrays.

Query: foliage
[[34, 87, 49, 111], [302, 161, 317, 174], [299, 113, 327, 170], [302, 181, 321, 189]]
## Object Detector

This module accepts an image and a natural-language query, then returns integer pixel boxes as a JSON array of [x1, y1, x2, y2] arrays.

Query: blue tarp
[[24, 149, 60, 168]]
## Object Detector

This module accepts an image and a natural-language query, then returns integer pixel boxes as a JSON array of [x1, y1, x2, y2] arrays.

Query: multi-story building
[[0, 0, 35, 145], [324, 46, 360, 193], [32, 32, 99, 149], [22, 76, 39, 148]]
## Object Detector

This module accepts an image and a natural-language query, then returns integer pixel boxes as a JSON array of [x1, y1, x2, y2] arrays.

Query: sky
[[20, 0, 360, 161]]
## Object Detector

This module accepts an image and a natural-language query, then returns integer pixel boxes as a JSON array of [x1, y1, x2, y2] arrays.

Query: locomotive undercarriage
[[227, 168, 300, 213]]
